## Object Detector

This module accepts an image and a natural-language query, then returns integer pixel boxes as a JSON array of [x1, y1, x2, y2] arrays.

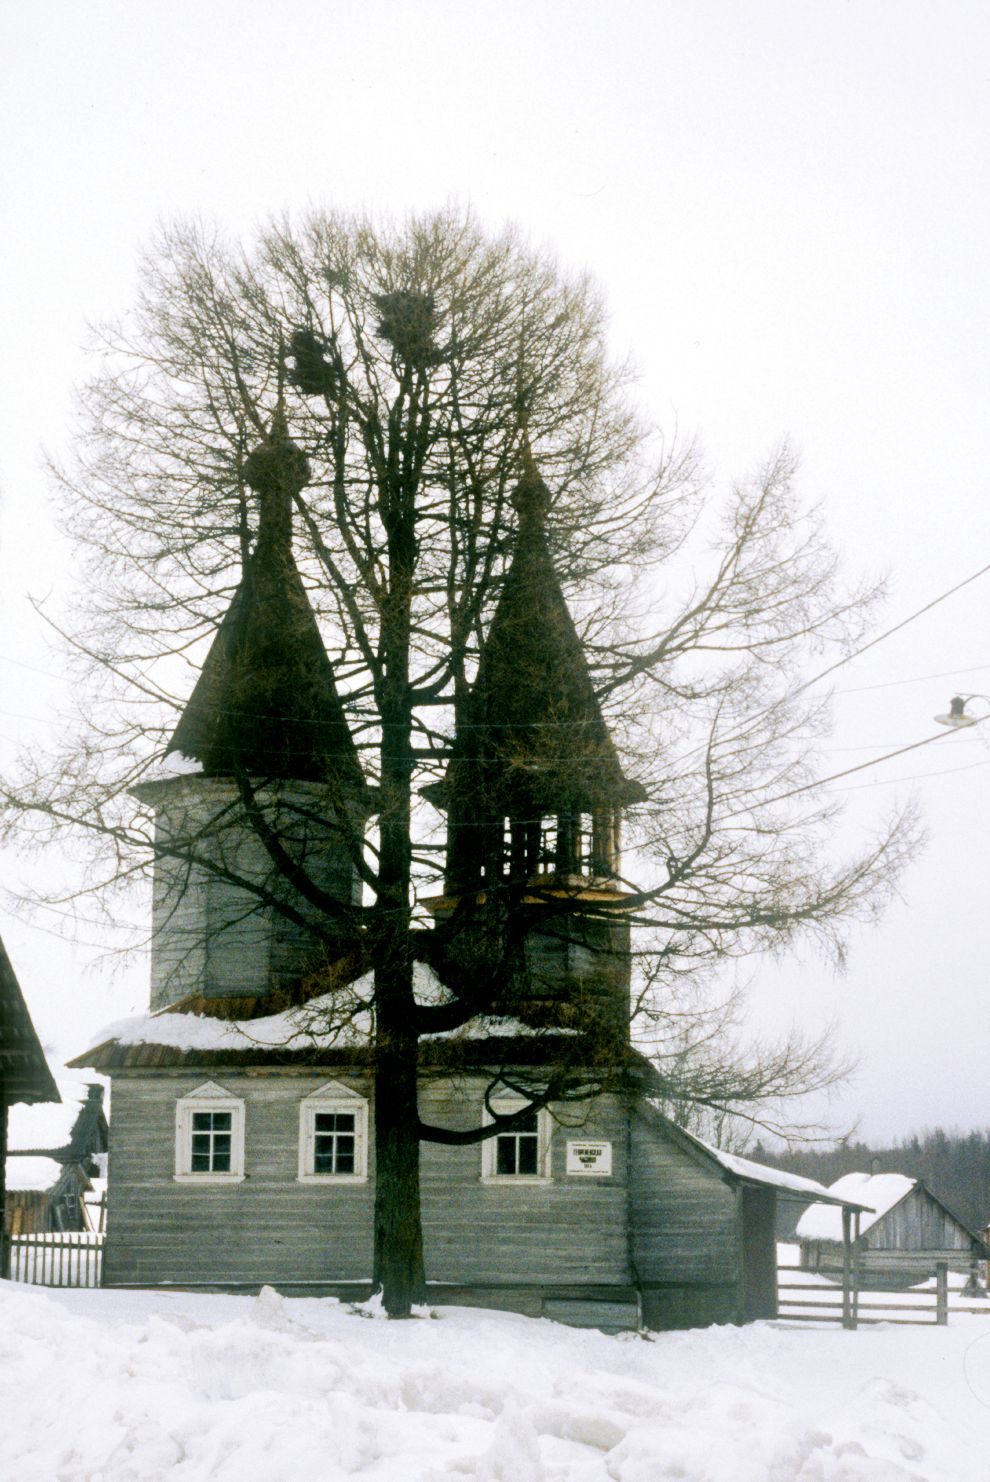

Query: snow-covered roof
[[421, 1015, 576, 1042], [705, 1145, 854, 1202], [90, 991, 369, 1055], [139, 750, 204, 783], [81, 962, 564, 1060], [6, 1074, 98, 1153], [5, 1155, 64, 1192], [665, 1121, 873, 1206], [796, 1172, 915, 1240]]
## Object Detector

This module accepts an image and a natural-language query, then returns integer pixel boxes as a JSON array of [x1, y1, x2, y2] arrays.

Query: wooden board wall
[[105, 1073, 635, 1290]]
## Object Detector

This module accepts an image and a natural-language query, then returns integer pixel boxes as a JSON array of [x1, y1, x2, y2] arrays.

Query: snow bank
[[797, 1172, 915, 1241], [2, 1280, 988, 1481]]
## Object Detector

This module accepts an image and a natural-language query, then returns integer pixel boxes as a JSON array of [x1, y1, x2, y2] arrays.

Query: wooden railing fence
[[777, 1260, 990, 1328], [2, 1231, 104, 1288]]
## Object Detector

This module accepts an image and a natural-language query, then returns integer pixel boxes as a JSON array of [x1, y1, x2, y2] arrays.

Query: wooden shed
[[0, 935, 60, 1264], [5, 1081, 109, 1235], [797, 1171, 989, 1288]]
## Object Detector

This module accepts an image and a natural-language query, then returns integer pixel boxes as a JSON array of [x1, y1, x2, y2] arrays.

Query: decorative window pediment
[[298, 1081, 369, 1184], [174, 1082, 245, 1184]]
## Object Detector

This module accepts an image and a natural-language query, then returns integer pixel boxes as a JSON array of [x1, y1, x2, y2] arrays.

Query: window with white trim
[[298, 1081, 369, 1183], [175, 1082, 245, 1183], [481, 1096, 552, 1181]]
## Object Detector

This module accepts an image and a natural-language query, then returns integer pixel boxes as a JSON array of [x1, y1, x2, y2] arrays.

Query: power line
[[836, 661, 990, 696], [739, 720, 986, 814], [826, 756, 990, 794], [795, 557, 990, 701]]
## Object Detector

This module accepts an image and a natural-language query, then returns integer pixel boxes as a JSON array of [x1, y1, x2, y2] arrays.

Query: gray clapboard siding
[[148, 779, 362, 1009], [105, 1074, 374, 1286], [627, 1106, 742, 1328], [105, 1073, 636, 1291], [419, 1082, 631, 1285], [627, 1106, 738, 1288]]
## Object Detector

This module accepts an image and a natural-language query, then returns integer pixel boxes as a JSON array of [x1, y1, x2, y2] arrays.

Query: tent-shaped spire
[[446, 444, 643, 820], [167, 405, 365, 790]]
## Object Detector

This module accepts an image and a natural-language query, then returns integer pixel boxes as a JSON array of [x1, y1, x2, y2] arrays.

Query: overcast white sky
[[1, 0, 989, 1143]]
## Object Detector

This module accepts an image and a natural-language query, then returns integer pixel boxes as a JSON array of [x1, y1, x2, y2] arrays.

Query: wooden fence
[[777, 1260, 990, 1328], [3, 1231, 104, 1288]]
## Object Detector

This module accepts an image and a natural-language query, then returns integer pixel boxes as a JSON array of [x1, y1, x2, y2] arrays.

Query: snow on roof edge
[[667, 1120, 874, 1207], [796, 1172, 916, 1240]]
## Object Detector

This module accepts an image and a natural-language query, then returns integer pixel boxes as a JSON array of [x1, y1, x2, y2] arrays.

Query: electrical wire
[[739, 718, 988, 814], [791, 557, 990, 702]]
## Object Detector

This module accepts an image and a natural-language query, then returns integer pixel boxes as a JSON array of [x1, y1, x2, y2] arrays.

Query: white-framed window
[[174, 1081, 245, 1183], [481, 1096, 552, 1182], [298, 1081, 369, 1184]]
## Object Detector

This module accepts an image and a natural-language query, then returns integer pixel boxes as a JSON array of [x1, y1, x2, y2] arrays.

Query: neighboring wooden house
[[5, 1080, 109, 1234], [0, 935, 60, 1259], [71, 423, 862, 1328], [797, 1171, 989, 1287]]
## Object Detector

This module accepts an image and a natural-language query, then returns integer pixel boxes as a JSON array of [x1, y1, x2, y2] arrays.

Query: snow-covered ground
[[4, 1281, 990, 1481]]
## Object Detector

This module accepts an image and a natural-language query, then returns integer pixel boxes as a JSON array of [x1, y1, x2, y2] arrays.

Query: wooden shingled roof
[[432, 452, 644, 817], [0, 936, 59, 1107], [166, 406, 366, 792]]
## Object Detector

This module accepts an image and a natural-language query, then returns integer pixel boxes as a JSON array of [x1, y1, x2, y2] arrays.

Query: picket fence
[[4, 1231, 104, 1287]]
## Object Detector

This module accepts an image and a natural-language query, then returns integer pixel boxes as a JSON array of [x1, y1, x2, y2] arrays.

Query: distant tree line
[[755, 1129, 990, 1236]]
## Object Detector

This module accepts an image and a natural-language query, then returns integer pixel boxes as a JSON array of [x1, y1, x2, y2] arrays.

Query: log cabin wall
[[419, 1081, 632, 1288], [104, 1072, 375, 1288], [627, 1105, 741, 1329], [862, 1185, 972, 1253], [147, 779, 363, 1010], [104, 1072, 635, 1307]]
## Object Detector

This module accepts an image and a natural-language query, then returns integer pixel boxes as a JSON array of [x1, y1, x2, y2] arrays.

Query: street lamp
[[934, 694, 985, 729]]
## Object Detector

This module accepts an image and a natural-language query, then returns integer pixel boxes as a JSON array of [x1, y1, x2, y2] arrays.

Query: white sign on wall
[[565, 1140, 613, 1176]]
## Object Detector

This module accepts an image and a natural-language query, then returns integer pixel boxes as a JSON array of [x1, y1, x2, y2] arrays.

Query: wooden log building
[[798, 1171, 989, 1289], [72, 420, 860, 1328]]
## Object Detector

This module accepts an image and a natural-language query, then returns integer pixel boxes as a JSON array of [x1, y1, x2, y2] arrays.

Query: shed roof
[[796, 1172, 915, 1240], [645, 1109, 874, 1210], [5, 1154, 64, 1192], [7, 1075, 107, 1158]]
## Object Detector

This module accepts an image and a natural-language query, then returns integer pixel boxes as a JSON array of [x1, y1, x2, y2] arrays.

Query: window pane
[[517, 1136, 538, 1175], [311, 1110, 360, 1175], [211, 1112, 232, 1132], [192, 1112, 212, 1131], [191, 1149, 211, 1172], [496, 1136, 517, 1175]]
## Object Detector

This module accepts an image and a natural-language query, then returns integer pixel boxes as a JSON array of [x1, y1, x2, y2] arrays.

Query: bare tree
[[0, 206, 915, 1314]]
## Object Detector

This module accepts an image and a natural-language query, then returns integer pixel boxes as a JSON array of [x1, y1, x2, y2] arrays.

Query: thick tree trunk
[[371, 430, 426, 1317], [372, 1025, 426, 1314]]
